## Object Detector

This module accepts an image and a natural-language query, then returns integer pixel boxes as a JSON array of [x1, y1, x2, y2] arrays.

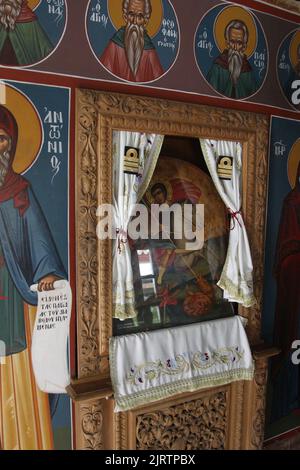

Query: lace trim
[[113, 368, 254, 411], [218, 272, 256, 308]]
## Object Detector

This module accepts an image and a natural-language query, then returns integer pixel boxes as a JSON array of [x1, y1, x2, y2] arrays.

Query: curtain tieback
[[228, 208, 242, 230], [116, 228, 128, 254]]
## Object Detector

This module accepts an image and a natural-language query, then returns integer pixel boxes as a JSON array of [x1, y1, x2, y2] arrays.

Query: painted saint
[[271, 159, 300, 420], [278, 30, 300, 110], [100, 0, 164, 82], [207, 19, 258, 99], [0, 99, 68, 450], [195, 5, 267, 101], [0, 105, 65, 355], [0, 0, 53, 66]]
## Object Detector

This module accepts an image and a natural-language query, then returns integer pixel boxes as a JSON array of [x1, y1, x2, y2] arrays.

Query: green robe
[[0, 244, 26, 356], [207, 62, 258, 99], [0, 20, 53, 66]]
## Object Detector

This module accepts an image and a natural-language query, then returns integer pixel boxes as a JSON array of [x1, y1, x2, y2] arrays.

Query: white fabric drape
[[110, 315, 254, 412], [200, 139, 255, 307], [113, 131, 164, 320]]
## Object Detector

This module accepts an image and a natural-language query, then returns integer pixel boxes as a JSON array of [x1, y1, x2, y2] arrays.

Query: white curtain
[[200, 139, 255, 307], [113, 131, 164, 320]]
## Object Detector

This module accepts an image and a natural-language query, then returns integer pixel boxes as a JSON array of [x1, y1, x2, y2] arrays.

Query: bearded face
[[0, 0, 23, 31], [0, 129, 11, 187], [228, 48, 244, 87], [226, 27, 247, 87], [123, 0, 148, 77], [124, 21, 145, 77], [0, 148, 10, 187]]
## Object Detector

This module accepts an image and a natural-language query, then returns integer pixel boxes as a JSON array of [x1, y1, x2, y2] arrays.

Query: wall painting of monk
[[194, 4, 268, 100], [263, 116, 300, 438], [0, 80, 72, 450], [277, 29, 300, 111], [86, 0, 179, 83], [0, 0, 67, 67], [113, 136, 235, 338]]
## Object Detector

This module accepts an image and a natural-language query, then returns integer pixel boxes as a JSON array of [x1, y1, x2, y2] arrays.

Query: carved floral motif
[[76, 90, 269, 376], [251, 367, 268, 449], [80, 402, 104, 450], [136, 392, 228, 450], [76, 89, 269, 450]]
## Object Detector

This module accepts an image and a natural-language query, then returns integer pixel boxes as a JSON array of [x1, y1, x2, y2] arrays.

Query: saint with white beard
[[100, 0, 164, 82], [207, 20, 258, 99]]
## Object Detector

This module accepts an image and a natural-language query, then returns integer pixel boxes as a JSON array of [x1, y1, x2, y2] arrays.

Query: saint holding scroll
[[0, 101, 68, 450]]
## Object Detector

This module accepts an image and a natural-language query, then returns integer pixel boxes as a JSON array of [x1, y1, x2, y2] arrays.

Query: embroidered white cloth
[[110, 315, 254, 412], [30, 280, 72, 393]]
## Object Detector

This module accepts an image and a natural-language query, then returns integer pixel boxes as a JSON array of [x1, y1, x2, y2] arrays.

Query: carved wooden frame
[[73, 89, 270, 449], [255, 0, 300, 14]]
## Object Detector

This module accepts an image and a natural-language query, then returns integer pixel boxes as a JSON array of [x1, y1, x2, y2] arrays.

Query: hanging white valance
[[200, 139, 255, 308], [112, 131, 164, 320], [110, 315, 254, 412]]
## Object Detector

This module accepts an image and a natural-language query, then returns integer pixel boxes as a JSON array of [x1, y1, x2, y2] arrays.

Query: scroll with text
[[31, 280, 72, 394]]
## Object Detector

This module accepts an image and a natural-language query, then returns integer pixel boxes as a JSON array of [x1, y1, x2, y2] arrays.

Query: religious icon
[[86, 0, 180, 83], [195, 5, 268, 100], [277, 29, 300, 110], [271, 141, 300, 419], [0, 81, 71, 449], [114, 155, 234, 336], [0, 0, 67, 67], [263, 117, 300, 430]]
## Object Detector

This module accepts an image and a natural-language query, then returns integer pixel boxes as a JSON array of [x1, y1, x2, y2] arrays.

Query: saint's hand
[[38, 275, 61, 292]]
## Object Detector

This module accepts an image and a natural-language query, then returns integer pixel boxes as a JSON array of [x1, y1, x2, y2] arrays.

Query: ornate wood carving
[[227, 381, 245, 449], [256, 0, 300, 14], [75, 89, 270, 450], [75, 400, 104, 450], [76, 92, 111, 378], [240, 348, 279, 450], [251, 365, 268, 449], [114, 412, 129, 450], [134, 391, 228, 450], [76, 90, 269, 379]]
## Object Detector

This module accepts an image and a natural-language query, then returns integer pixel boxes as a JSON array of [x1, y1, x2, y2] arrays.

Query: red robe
[[100, 33, 164, 83], [0, 105, 29, 215], [272, 161, 300, 373]]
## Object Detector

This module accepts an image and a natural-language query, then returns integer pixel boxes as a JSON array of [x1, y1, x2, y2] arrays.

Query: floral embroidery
[[127, 347, 245, 386], [127, 355, 190, 386]]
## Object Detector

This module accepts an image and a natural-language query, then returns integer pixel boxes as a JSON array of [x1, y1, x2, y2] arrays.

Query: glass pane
[[113, 137, 235, 336]]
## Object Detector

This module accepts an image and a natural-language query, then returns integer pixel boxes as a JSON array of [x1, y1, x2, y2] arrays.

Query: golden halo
[[0, 84, 42, 174], [145, 179, 173, 205], [108, 0, 163, 38], [28, 0, 41, 10], [287, 139, 300, 188], [214, 5, 257, 58], [289, 30, 300, 69]]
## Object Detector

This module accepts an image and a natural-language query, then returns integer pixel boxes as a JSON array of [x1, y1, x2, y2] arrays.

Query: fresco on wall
[[194, 4, 268, 100], [277, 29, 300, 111], [0, 0, 67, 67], [0, 80, 72, 450], [263, 116, 300, 426], [86, 0, 179, 83]]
